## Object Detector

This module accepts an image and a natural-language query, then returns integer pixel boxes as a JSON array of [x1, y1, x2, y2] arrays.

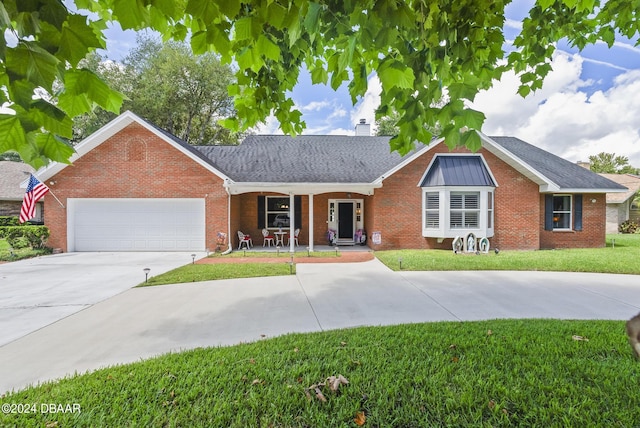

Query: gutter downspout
[[222, 181, 233, 255]]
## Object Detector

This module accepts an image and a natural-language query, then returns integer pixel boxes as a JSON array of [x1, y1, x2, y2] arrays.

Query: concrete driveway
[[1, 257, 639, 393], [0, 252, 205, 346]]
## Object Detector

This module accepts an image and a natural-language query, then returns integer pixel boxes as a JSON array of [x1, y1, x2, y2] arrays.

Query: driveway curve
[[1, 257, 639, 393]]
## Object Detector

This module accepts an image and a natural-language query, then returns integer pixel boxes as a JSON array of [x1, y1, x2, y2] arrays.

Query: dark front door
[[338, 202, 354, 239]]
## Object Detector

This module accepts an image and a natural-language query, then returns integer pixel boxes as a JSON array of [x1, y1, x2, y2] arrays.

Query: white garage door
[[69, 199, 206, 252]]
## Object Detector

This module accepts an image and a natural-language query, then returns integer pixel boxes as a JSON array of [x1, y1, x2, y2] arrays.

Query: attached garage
[[68, 198, 206, 252]]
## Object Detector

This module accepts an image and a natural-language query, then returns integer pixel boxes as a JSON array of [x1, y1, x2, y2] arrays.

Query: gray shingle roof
[[420, 155, 495, 187], [143, 114, 623, 192], [0, 161, 34, 200], [488, 137, 627, 191], [194, 135, 415, 183]]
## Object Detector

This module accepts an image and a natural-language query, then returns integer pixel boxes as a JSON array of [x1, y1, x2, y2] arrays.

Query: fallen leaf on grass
[[314, 387, 327, 402], [251, 379, 263, 385], [572, 335, 589, 342], [327, 374, 349, 392], [488, 400, 496, 409], [304, 374, 350, 402], [354, 411, 366, 426]]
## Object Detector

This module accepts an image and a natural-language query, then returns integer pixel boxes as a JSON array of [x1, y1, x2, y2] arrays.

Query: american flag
[[19, 174, 49, 223]]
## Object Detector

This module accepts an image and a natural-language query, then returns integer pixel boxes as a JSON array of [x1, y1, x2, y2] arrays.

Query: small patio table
[[274, 231, 286, 246]]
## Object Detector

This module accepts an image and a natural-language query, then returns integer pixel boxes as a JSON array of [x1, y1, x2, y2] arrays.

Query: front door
[[338, 202, 354, 239]]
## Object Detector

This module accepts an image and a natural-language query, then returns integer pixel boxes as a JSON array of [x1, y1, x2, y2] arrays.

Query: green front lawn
[[140, 263, 295, 287], [1, 320, 637, 427], [377, 234, 640, 274]]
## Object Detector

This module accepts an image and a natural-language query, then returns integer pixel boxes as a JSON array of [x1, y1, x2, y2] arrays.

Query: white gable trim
[[373, 137, 444, 184], [478, 133, 561, 192], [34, 111, 230, 182]]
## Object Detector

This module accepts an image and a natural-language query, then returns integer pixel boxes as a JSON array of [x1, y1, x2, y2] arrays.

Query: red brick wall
[[539, 193, 606, 249], [229, 146, 605, 251], [44, 123, 227, 252], [368, 145, 542, 251]]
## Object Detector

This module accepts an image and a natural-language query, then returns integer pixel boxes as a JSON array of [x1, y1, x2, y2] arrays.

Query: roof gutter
[[224, 181, 381, 195]]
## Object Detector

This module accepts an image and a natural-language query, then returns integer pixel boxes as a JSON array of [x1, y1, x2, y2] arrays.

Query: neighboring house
[[34, 111, 626, 252], [0, 161, 44, 223], [598, 173, 640, 233]]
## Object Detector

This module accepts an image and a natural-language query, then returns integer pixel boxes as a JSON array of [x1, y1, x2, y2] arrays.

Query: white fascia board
[[226, 182, 381, 195], [34, 111, 230, 182], [541, 188, 628, 194], [479, 132, 559, 191], [374, 137, 443, 184]]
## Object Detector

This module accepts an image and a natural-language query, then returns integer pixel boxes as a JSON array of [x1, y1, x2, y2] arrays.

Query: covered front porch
[[226, 182, 379, 253]]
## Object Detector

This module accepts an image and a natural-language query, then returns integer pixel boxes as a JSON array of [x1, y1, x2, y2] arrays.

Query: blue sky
[[100, 2, 640, 167]]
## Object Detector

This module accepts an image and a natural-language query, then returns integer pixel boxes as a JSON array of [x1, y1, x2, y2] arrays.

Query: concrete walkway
[[1, 258, 639, 393]]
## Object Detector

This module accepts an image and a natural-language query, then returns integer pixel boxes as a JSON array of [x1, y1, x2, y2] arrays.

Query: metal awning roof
[[420, 155, 496, 187]]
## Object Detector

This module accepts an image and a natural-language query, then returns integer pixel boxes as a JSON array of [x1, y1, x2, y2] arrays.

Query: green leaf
[[58, 15, 105, 65], [517, 85, 531, 98], [150, 0, 181, 20], [461, 130, 482, 152], [256, 35, 280, 62], [538, 0, 555, 10], [303, 3, 323, 33], [266, 3, 287, 29], [29, 100, 73, 138], [458, 108, 485, 130], [378, 61, 415, 90], [186, 0, 222, 22], [113, 0, 150, 30], [235, 17, 253, 41], [5, 42, 60, 89], [32, 133, 75, 164], [310, 61, 328, 85], [217, 0, 240, 17], [0, 115, 27, 154], [57, 92, 92, 117], [59, 69, 125, 115], [237, 47, 264, 73]]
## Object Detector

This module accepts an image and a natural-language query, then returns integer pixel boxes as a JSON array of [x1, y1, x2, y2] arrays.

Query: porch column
[[308, 194, 314, 252], [289, 193, 295, 253]]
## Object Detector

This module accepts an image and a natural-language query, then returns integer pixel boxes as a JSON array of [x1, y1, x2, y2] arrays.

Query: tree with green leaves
[[1, 0, 639, 168], [588, 152, 640, 175], [73, 35, 239, 145]]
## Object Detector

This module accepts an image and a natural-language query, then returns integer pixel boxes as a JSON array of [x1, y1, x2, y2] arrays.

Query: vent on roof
[[355, 119, 370, 136]]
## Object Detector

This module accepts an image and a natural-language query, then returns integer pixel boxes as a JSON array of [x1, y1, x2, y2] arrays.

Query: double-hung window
[[450, 192, 480, 229], [424, 192, 440, 229], [552, 195, 572, 230]]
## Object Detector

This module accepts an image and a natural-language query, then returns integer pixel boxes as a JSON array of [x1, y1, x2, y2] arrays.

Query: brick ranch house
[[34, 111, 626, 253]]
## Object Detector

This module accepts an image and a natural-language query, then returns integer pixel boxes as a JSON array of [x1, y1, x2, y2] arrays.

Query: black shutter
[[257, 196, 265, 228], [574, 194, 583, 231], [544, 194, 554, 231], [294, 196, 302, 228]]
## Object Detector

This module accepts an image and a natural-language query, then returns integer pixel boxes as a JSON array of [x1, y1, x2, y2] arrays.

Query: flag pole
[[47, 189, 65, 208]]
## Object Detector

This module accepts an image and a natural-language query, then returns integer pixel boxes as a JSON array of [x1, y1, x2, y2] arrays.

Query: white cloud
[[254, 114, 283, 135], [351, 75, 381, 130], [300, 100, 331, 112], [471, 51, 640, 167]]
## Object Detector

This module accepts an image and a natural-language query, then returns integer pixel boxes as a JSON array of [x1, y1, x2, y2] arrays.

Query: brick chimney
[[354, 118, 370, 136]]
